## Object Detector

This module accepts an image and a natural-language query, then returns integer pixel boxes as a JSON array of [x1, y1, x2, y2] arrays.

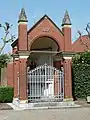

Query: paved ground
[[0, 103, 12, 110], [75, 100, 90, 107], [0, 107, 90, 120]]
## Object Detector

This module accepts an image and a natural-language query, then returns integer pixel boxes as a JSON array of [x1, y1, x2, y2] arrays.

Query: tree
[[0, 54, 11, 68], [0, 22, 15, 54], [0, 22, 15, 68]]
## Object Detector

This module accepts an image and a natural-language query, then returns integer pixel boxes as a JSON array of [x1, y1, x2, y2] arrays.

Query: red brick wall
[[7, 62, 13, 87]]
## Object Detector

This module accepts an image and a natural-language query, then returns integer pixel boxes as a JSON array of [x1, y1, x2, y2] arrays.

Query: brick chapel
[[6, 8, 90, 103]]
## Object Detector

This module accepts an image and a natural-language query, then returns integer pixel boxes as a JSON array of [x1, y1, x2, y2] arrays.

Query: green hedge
[[72, 63, 90, 100], [0, 86, 14, 103], [72, 51, 90, 100]]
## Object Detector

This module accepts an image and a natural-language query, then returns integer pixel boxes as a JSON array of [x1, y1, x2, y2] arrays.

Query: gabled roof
[[72, 35, 90, 52], [27, 14, 64, 35], [11, 14, 64, 47]]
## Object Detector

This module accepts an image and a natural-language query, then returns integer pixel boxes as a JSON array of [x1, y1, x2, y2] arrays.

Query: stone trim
[[18, 51, 30, 56], [53, 58, 62, 61], [63, 57, 72, 59], [62, 51, 75, 54], [62, 25, 71, 28], [18, 21, 27, 25], [12, 54, 19, 58], [19, 100, 28, 104], [19, 56, 29, 58], [14, 46, 17, 49], [13, 98, 19, 101], [14, 58, 19, 60], [64, 98, 73, 102]]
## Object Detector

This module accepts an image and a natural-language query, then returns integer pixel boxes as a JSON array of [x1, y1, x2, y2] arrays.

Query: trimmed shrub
[[0, 86, 14, 103], [72, 64, 90, 99], [72, 51, 90, 100]]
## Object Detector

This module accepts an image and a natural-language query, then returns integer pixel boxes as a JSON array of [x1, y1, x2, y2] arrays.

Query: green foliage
[[0, 54, 11, 68], [0, 86, 14, 103], [72, 51, 90, 99], [72, 51, 90, 64]]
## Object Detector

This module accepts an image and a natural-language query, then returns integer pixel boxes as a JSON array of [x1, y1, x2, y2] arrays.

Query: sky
[[0, 0, 90, 53]]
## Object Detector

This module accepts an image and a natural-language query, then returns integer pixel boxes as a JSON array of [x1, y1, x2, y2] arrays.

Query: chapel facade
[[6, 8, 90, 103]]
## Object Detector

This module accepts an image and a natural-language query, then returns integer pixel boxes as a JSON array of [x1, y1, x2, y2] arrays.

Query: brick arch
[[29, 35, 61, 51]]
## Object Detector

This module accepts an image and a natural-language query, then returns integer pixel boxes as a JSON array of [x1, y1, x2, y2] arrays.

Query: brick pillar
[[62, 26, 72, 51], [13, 58, 19, 98], [19, 57, 28, 102], [64, 57, 73, 100]]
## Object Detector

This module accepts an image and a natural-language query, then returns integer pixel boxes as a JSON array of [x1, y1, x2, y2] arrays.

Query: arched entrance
[[27, 36, 64, 102], [28, 36, 59, 67]]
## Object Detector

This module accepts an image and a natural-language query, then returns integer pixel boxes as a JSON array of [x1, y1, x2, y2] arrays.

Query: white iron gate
[[28, 64, 64, 102]]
